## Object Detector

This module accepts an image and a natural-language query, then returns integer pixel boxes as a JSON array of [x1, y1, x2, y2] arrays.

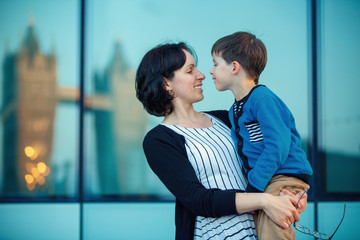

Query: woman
[[135, 42, 306, 240]]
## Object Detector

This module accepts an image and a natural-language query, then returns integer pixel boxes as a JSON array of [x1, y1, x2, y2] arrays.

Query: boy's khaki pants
[[254, 175, 309, 240]]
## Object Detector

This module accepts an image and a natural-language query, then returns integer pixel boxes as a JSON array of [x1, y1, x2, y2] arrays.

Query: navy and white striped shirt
[[163, 114, 257, 240]]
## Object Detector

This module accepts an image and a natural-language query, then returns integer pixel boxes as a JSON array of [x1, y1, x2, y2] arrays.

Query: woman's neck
[[163, 104, 212, 128]]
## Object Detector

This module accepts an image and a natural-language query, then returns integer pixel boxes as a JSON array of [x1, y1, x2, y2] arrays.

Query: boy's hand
[[280, 188, 308, 214]]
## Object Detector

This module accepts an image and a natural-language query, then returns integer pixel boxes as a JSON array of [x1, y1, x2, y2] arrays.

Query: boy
[[210, 31, 313, 240]]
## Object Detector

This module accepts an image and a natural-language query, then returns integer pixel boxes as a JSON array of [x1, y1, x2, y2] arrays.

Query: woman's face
[[166, 50, 205, 106]]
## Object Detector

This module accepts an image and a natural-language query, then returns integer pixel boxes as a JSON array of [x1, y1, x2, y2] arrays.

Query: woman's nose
[[199, 73, 205, 80], [197, 71, 205, 80]]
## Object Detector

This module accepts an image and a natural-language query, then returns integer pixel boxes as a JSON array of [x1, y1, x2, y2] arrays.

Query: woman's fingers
[[281, 195, 300, 223], [280, 189, 296, 206], [292, 207, 300, 222], [263, 194, 301, 229], [280, 188, 308, 214], [280, 216, 294, 229], [297, 192, 308, 214], [280, 188, 293, 196], [280, 221, 289, 229]]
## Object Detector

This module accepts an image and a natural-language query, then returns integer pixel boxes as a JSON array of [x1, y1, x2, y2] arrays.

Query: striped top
[[162, 114, 257, 240]]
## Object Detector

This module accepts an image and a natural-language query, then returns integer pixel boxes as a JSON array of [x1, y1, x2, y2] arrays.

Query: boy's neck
[[232, 80, 257, 101]]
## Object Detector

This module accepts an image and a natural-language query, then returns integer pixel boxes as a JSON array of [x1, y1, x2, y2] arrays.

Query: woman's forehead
[[183, 50, 196, 66]]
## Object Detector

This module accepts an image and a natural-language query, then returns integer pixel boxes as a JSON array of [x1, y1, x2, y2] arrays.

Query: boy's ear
[[232, 61, 241, 74]]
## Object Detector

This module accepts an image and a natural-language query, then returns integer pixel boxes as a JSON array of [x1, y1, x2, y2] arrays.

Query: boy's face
[[210, 53, 234, 92]]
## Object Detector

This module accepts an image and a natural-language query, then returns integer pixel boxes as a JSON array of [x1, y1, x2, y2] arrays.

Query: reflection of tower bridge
[[1, 22, 146, 195], [56, 86, 112, 110]]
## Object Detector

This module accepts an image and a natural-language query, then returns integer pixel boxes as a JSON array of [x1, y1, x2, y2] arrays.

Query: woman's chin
[[195, 95, 204, 103], [216, 85, 226, 92]]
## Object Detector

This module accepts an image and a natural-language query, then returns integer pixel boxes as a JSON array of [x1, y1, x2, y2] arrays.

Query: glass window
[[0, 0, 79, 198], [85, 0, 310, 198], [320, 0, 360, 193]]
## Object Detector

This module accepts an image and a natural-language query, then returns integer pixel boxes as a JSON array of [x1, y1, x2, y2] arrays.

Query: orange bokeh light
[[26, 182, 35, 191], [31, 167, 40, 178], [25, 174, 34, 184], [24, 146, 38, 160], [37, 162, 46, 173]]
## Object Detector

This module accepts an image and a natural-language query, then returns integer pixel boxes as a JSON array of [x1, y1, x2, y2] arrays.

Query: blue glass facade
[[0, 0, 359, 239]]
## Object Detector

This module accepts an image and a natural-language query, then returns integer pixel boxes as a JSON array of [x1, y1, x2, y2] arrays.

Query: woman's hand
[[262, 193, 300, 229], [280, 188, 308, 214]]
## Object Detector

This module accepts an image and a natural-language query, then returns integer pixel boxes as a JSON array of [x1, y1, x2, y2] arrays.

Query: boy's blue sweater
[[229, 85, 313, 192]]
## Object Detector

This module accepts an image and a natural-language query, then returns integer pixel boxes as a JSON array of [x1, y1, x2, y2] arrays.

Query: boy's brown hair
[[211, 31, 267, 85]]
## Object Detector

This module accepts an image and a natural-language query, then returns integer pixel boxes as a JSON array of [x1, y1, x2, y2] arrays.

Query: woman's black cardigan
[[143, 111, 244, 239]]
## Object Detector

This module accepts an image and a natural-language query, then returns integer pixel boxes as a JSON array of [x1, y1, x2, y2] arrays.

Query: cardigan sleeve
[[247, 94, 292, 191], [143, 125, 239, 217]]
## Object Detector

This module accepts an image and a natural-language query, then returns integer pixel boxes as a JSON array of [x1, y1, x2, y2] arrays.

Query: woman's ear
[[232, 61, 241, 74], [164, 77, 172, 92]]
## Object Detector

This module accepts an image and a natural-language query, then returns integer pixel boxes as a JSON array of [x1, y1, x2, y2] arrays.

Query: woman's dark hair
[[135, 42, 197, 116]]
